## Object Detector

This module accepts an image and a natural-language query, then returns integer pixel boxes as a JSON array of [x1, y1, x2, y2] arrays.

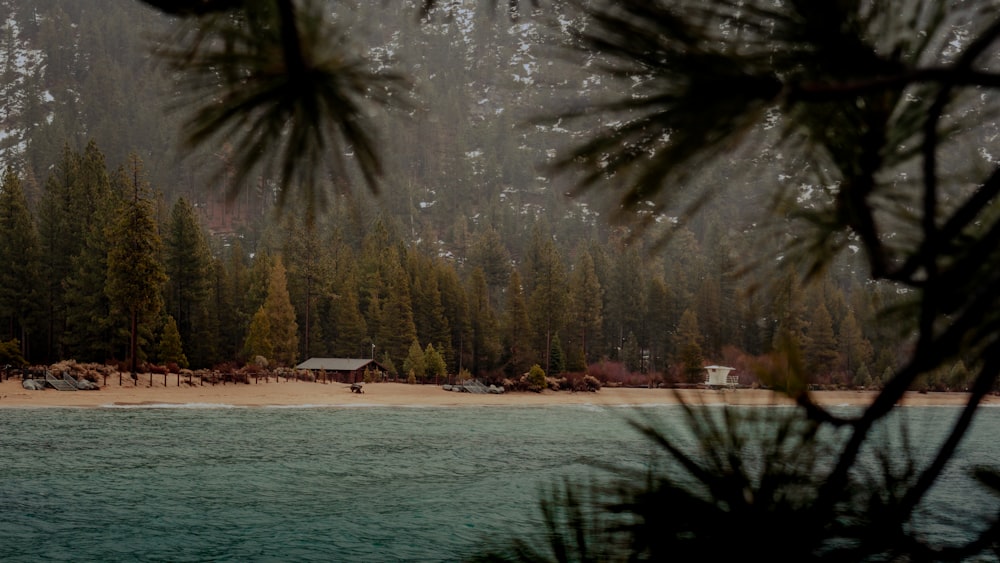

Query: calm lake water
[[0, 403, 998, 561]]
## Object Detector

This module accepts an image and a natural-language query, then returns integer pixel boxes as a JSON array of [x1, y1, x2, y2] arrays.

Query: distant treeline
[[2, 140, 967, 391]]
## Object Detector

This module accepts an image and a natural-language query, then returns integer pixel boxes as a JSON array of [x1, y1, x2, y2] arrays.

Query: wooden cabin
[[296, 358, 387, 383]]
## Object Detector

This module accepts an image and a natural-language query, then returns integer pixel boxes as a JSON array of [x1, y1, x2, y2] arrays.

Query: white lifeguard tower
[[704, 365, 737, 390]]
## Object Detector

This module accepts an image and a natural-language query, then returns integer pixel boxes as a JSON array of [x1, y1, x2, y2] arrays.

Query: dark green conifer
[[164, 197, 213, 365], [0, 169, 41, 356], [159, 315, 188, 369], [105, 155, 166, 378]]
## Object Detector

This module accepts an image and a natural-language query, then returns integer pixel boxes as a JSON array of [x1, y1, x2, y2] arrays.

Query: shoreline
[[0, 377, 993, 409]]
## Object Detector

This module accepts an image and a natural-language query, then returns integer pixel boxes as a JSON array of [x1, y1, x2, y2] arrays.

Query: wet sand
[[0, 375, 992, 409]]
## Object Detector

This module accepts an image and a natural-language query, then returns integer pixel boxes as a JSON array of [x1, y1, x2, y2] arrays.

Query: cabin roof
[[296, 358, 379, 371]]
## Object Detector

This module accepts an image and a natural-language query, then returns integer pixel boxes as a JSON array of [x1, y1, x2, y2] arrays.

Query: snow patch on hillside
[[0, 10, 47, 167]]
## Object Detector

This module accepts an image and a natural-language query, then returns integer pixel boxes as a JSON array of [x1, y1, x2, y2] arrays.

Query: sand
[[0, 374, 993, 409]]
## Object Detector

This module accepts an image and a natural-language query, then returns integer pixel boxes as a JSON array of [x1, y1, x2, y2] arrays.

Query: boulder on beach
[[22, 379, 46, 390], [75, 379, 99, 390]]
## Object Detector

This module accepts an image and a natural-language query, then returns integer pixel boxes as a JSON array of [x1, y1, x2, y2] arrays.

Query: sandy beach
[[0, 374, 993, 409]]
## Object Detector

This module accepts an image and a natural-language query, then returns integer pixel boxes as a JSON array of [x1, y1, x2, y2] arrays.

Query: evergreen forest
[[0, 0, 975, 391]]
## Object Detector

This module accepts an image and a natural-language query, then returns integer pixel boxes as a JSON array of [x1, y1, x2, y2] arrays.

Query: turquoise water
[[0, 404, 998, 561], [0, 405, 668, 561]]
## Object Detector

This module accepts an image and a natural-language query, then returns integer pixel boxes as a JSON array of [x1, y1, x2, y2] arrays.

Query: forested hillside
[[0, 0, 963, 389]]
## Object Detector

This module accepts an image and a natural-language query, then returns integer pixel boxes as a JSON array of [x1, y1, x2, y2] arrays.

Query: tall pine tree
[[527, 235, 566, 374], [62, 142, 117, 363], [674, 309, 705, 384], [501, 268, 533, 377], [35, 145, 79, 361], [105, 154, 166, 378], [262, 256, 299, 367], [164, 197, 214, 366], [566, 248, 603, 370], [0, 168, 41, 357], [804, 300, 839, 380], [376, 252, 418, 370], [468, 267, 500, 376]]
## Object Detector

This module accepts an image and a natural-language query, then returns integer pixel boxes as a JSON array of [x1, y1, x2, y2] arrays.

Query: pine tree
[[674, 309, 704, 384], [403, 339, 426, 382], [804, 301, 839, 379], [358, 217, 401, 341], [437, 264, 470, 375], [838, 308, 872, 375], [852, 363, 872, 390], [159, 315, 188, 369], [409, 251, 451, 366], [587, 241, 615, 361], [246, 250, 274, 319], [216, 242, 249, 361], [469, 226, 511, 307], [243, 306, 273, 363], [527, 234, 566, 374], [428, 261, 456, 369], [646, 274, 673, 374], [75, 140, 112, 232], [548, 332, 565, 376], [35, 145, 79, 361], [772, 273, 809, 357], [0, 168, 41, 357], [661, 227, 702, 318], [425, 343, 447, 384], [105, 155, 166, 378], [695, 273, 723, 357], [282, 217, 334, 362], [329, 267, 369, 358], [468, 267, 500, 376], [710, 230, 741, 353], [263, 256, 299, 367], [622, 330, 643, 373], [34, 141, 123, 362], [501, 269, 534, 377], [604, 239, 647, 365], [164, 197, 213, 365], [566, 249, 603, 368], [188, 300, 219, 369], [376, 250, 418, 369], [61, 142, 117, 363], [62, 198, 118, 362], [822, 281, 849, 334]]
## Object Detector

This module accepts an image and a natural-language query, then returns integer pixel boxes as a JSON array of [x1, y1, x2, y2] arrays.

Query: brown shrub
[[582, 375, 601, 392]]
